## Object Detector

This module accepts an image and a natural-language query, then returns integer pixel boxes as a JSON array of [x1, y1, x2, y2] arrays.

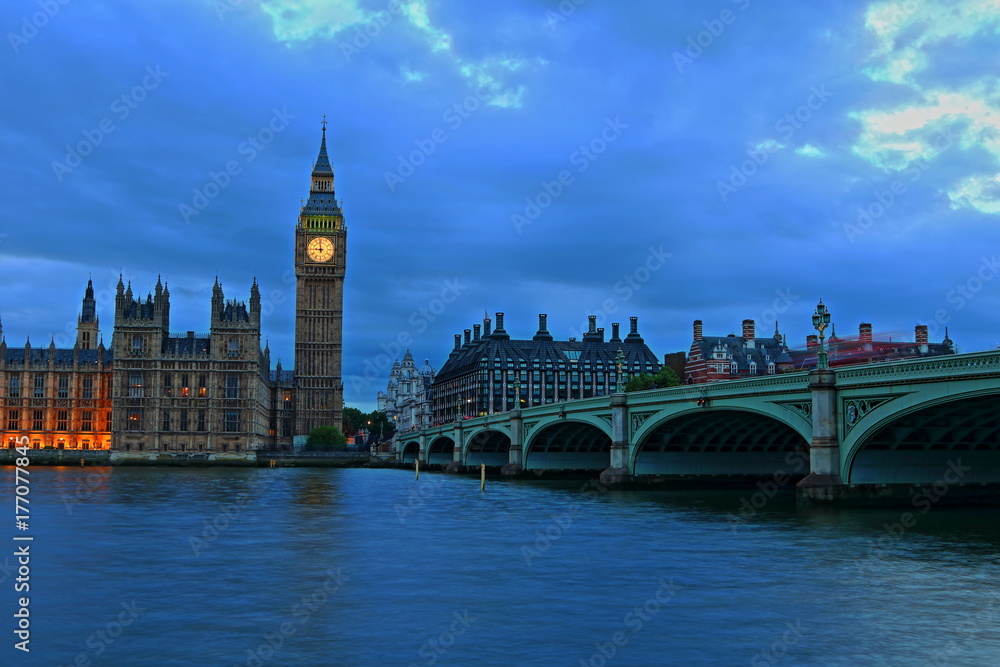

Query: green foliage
[[624, 374, 654, 392], [624, 367, 681, 393], [342, 407, 365, 436], [365, 410, 393, 436], [652, 367, 681, 388], [305, 425, 348, 451]]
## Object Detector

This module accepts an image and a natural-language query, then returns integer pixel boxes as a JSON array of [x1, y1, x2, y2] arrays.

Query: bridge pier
[[797, 369, 845, 503], [501, 409, 523, 476], [600, 393, 631, 485], [445, 421, 465, 472]]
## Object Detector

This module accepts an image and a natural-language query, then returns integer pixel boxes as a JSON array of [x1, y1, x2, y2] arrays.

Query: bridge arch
[[632, 407, 810, 476], [524, 419, 612, 471], [427, 436, 455, 465], [400, 440, 420, 464], [464, 428, 511, 467], [844, 390, 1000, 484]]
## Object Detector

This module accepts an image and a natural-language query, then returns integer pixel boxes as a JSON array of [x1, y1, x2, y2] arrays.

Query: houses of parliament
[[0, 124, 345, 452]]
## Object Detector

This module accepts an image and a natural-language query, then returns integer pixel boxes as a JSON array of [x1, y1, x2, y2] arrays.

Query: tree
[[624, 367, 681, 393], [624, 374, 655, 392], [652, 367, 681, 388], [364, 410, 394, 443], [305, 425, 348, 451], [342, 407, 365, 437]]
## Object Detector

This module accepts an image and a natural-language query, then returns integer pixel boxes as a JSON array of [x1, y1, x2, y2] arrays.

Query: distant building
[[377, 351, 436, 432], [0, 281, 113, 450], [684, 318, 956, 384], [432, 312, 661, 422]]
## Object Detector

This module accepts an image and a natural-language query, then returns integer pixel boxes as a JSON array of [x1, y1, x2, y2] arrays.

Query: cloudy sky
[[2, 0, 999, 410]]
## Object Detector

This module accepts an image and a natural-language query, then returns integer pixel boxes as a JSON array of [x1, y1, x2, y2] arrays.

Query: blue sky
[[2, 0, 999, 410]]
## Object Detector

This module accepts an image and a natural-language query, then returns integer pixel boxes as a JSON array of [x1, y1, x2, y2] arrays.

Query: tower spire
[[312, 117, 333, 179]]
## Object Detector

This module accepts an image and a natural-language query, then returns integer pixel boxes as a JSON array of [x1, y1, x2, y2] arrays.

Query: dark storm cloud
[[2, 0, 998, 409]]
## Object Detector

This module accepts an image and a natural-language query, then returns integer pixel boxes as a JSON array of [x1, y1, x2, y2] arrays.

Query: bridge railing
[[833, 350, 1000, 386]]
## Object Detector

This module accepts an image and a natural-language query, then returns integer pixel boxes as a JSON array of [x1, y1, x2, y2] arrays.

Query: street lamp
[[812, 299, 832, 370], [614, 348, 625, 392], [455, 398, 462, 421], [511, 378, 521, 410], [466, 397, 472, 418]]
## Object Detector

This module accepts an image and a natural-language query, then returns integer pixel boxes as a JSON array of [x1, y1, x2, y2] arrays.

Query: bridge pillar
[[797, 368, 845, 501], [600, 393, 631, 484], [445, 422, 465, 472], [417, 433, 427, 463], [501, 409, 523, 476]]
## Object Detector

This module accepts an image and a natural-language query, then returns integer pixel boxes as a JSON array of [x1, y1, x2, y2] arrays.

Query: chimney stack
[[597, 327, 605, 342], [806, 334, 819, 348], [483, 316, 492, 337], [473, 324, 481, 340], [464, 329, 471, 345], [610, 323, 621, 342], [693, 320, 703, 342], [859, 323, 872, 343], [915, 324, 929, 353], [533, 313, 553, 342], [742, 319, 755, 349], [625, 316, 643, 342]]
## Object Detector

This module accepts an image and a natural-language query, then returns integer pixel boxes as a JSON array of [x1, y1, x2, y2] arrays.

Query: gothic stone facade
[[1, 125, 345, 452]]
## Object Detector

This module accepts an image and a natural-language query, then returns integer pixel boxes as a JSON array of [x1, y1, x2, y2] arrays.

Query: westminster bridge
[[394, 350, 1000, 502]]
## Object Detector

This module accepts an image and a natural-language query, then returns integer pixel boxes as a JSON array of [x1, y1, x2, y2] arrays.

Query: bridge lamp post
[[614, 348, 625, 392], [455, 398, 462, 422], [812, 300, 832, 370], [511, 378, 521, 411]]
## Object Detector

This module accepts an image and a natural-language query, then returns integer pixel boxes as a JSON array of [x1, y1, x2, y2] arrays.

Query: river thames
[[3, 466, 999, 665]]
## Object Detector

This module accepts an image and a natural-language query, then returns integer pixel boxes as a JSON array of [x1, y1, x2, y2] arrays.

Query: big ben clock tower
[[294, 119, 345, 436]]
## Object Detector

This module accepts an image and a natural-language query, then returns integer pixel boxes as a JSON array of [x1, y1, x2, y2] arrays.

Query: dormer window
[[749, 362, 757, 374], [767, 362, 776, 375]]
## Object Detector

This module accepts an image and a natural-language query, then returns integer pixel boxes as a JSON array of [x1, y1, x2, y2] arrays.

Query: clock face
[[307, 236, 334, 262]]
